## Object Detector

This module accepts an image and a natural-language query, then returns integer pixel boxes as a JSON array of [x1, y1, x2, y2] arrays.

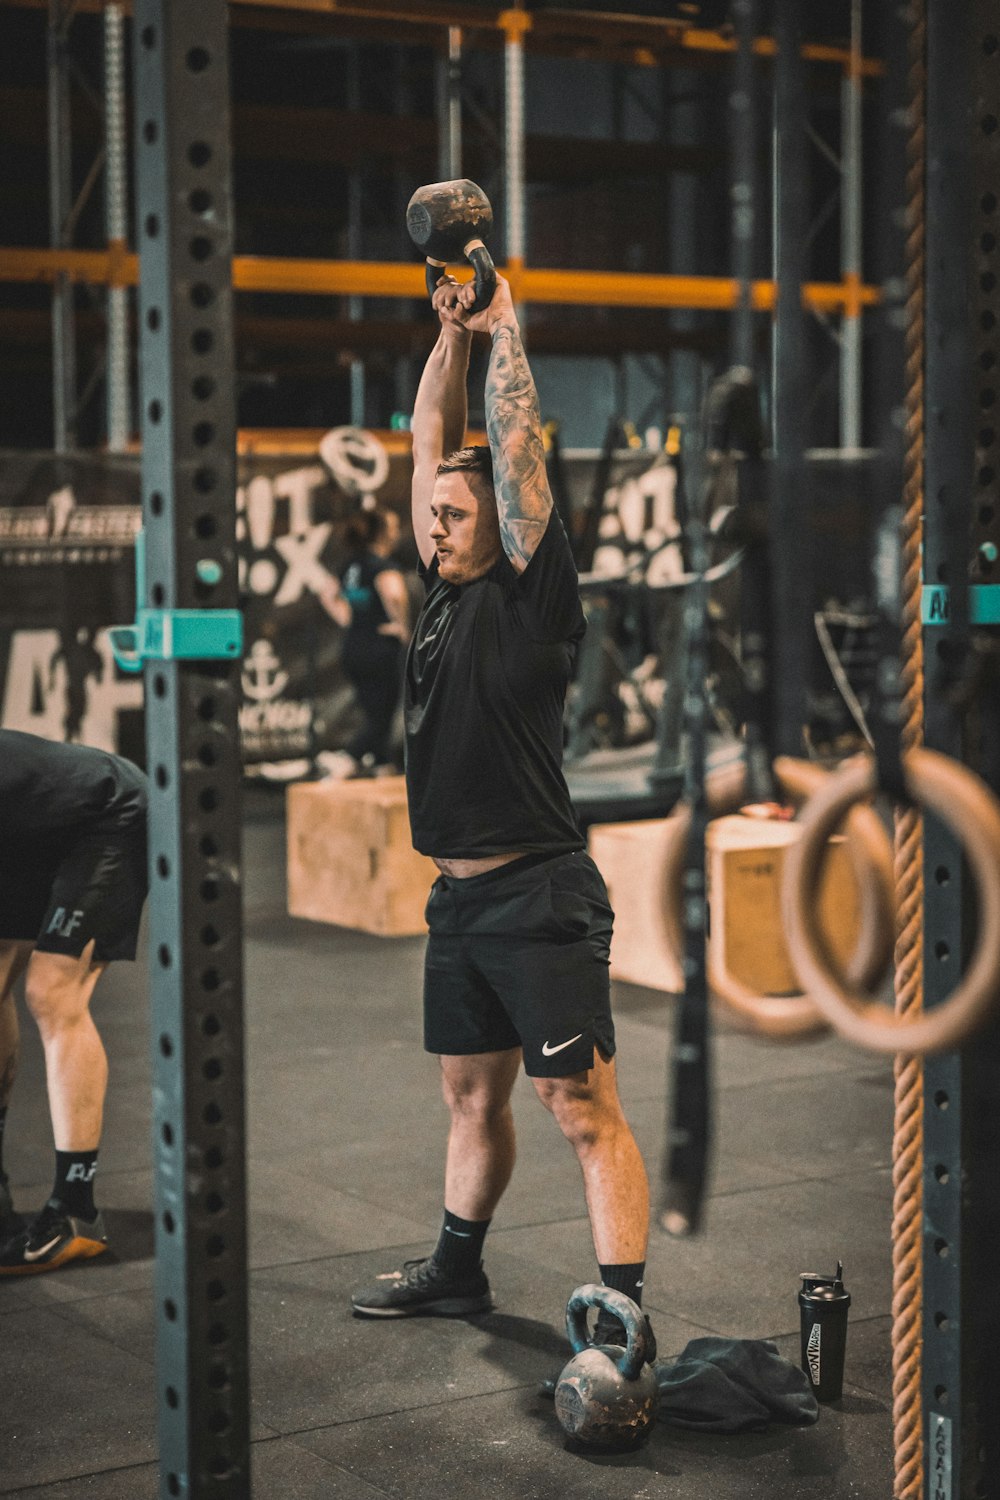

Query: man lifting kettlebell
[[350, 239, 655, 1376]]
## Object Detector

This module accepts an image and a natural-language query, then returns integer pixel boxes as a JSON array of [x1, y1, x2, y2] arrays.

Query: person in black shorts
[[0, 729, 148, 1273], [317, 506, 410, 777], [350, 273, 655, 1372]]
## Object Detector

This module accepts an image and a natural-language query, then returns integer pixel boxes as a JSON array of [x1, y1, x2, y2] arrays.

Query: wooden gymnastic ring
[[660, 757, 895, 1038], [781, 747, 1000, 1055]]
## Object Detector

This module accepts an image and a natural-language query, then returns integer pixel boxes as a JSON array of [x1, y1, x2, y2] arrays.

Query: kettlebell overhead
[[406, 178, 498, 312], [4, 3, 1000, 1499]]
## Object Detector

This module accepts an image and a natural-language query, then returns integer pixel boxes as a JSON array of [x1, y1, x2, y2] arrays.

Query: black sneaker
[[0, 1200, 108, 1276], [351, 1256, 494, 1318], [538, 1311, 657, 1398]]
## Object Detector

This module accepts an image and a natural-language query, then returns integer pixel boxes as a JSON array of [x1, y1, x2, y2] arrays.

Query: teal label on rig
[[921, 585, 1000, 625]]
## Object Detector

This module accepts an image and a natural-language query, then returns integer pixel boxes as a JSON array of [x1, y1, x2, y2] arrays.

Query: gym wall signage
[[0, 439, 410, 772]]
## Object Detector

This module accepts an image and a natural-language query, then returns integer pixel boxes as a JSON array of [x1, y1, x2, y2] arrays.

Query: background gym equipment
[[659, 756, 895, 1038], [3, 4, 1000, 1498], [782, 749, 1000, 1054], [405, 178, 497, 313], [553, 1285, 658, 1452]]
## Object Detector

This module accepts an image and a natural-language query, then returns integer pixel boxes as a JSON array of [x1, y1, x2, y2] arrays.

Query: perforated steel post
[[132, 4, 250, 1494], [921, 5, 1000, 1496]]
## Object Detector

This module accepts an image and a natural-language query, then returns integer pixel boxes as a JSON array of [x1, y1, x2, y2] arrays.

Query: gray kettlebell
[[553, 1284, 658, 1451], [405, 178, 497, 313]]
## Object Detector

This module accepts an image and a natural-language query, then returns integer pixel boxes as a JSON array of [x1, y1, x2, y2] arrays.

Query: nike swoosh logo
[[24, 1234, 62, 1262], [542, 1033, 584, 1056]]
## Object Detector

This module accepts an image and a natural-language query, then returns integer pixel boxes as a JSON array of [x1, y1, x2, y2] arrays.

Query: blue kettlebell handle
[[565, 1283, 648, 1382]]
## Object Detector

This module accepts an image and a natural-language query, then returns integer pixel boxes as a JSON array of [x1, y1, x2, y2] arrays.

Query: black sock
[[0, 1105, 7, 1179], [52, 1149, 98, 1220], [431, 1209, 490, 1277], [599, 1261, 646, 1309]]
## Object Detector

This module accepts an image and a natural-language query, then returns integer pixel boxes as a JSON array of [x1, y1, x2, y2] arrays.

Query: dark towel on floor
[[656, 1337, 820, 1432]]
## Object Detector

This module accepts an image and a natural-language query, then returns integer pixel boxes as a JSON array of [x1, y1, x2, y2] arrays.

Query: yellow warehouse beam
[[0, 247, 879, 315]]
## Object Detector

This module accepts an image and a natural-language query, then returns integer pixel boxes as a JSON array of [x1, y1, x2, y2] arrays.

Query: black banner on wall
[[0, 443, 412, 772]]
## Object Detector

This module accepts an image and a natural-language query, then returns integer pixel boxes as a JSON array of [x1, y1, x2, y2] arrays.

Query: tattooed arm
[[440, 274, 553, 576], [483, 281, 552, 574]]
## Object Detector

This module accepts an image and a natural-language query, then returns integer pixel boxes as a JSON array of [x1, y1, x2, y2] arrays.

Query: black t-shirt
[[0, 729, 147, 849], [404, 509, 586, 858], [340, 552, 392, 639]]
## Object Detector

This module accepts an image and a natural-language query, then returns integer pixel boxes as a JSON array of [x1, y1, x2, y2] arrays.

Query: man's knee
[[24, 948, 103, 1033], [535, 1069, 621, 1151], [440, 1052, 518, 1122]]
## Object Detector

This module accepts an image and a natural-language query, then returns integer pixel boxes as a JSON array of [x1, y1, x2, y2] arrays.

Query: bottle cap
[[800, 1261, 850, 1302]]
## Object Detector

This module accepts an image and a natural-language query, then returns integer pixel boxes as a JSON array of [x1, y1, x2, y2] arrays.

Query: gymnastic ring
[[781, 747, 1000, 1055], [659, 757, 895, 1039]]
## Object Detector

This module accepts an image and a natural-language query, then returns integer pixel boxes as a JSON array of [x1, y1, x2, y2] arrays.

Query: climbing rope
[[892, 5, 926, 1494]]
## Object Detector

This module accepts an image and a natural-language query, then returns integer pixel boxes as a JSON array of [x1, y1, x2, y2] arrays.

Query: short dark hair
[[342, 505, 395, 556], [436, 445, 494, 486]]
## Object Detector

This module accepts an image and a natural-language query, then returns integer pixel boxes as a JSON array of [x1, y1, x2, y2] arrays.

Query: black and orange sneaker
[[0, 1200, 108, 1275], [351, 1256, 494, 1318]]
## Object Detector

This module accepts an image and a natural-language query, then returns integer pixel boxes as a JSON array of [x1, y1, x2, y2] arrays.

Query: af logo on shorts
[[45, 908, 85, 940]]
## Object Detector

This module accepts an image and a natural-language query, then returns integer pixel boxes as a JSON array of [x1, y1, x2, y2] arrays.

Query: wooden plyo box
[[286, 776, 438, 937], [588, 818, 684, 993], [588, 812, 861, 996], [706, 814, 860, 995]]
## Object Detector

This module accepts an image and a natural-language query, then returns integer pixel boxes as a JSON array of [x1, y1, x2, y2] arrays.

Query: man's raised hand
[[433, 273, 516, 338]]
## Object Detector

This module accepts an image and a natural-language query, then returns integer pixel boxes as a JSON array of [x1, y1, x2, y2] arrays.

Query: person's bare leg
[[533, 1052, 649, 1264], [0, 943, 32, 1114], [24, 941, 107, 1151], [440, 1048, 522, 1220]]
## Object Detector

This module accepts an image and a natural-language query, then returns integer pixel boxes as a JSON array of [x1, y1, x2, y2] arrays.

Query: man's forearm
[[485, 318, 553, 568], [412, 328, 472, 469]]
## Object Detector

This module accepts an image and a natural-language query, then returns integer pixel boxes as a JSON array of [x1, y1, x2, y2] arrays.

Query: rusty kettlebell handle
[[565, 1284, 651, 1382], [406, 178, 498, 315]]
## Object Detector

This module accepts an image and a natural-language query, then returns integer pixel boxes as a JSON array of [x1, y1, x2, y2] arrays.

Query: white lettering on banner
[[241, 474, 277, 551], [236, 466, 334, 602], [274, 465, 327, 539], [272, 523, 334, 605], [0, 501, 140, 548], [239, 700, 312, 738], [1, 629, 143, 748]]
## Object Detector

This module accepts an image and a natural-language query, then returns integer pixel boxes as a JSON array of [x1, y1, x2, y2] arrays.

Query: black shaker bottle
[[799, 1262, 851, 1401]]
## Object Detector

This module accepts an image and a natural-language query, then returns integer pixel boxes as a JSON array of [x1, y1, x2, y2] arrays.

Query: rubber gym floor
[[0, 791, 894, 1498]]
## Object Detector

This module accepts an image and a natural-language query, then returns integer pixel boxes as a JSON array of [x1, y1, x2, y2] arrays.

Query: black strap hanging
[[660, 431, 713, 1238], [769, 0, 812, 761]]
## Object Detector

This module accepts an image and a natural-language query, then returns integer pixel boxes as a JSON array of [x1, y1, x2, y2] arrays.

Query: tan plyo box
[[286, 776, 438, 937], [706, 815, 860, 994], [588, 818, 684, 993]]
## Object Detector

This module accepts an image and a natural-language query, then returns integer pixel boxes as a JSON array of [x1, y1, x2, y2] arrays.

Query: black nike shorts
[[0, 827, 149, 963], [423, 850, 616, 1078]]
